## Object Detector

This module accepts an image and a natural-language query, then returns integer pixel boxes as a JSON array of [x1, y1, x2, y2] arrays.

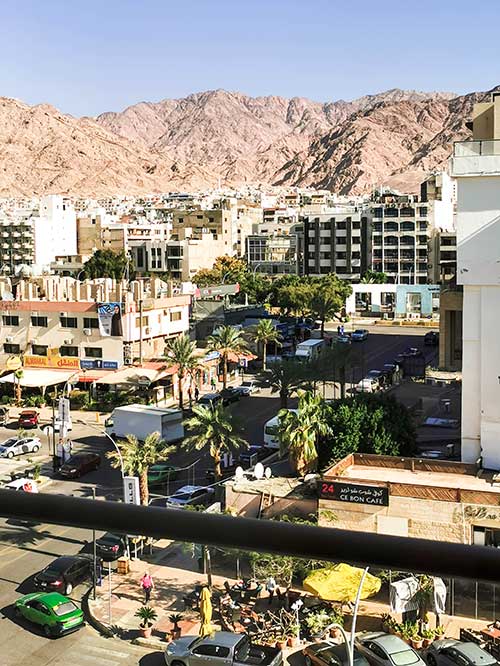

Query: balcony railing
[[454, 140, 500, 157]]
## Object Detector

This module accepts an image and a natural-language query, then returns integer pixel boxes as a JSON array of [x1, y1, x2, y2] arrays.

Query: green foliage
[[252, 319, 282, 369], [361, 270, 388, 284], [262, 359, 310, 408], [207, 325, 248, 388], [183, 403, 247, 480], [82, 249, 134, 280], [193, 255, 248, 287], [135, 606, 158, 627], [164, 334, 199, 408], [318, 393, 416, 468]]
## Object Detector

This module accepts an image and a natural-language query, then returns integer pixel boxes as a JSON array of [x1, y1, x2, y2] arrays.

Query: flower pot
[[287, 636, 300, 647], [164, 632, 172, 643], [411, 639, 423, 650], [140, 625, 153, 638], [276, 640, 287, 650], [330, 627, 341, 639], [422, 639, 432, 648]]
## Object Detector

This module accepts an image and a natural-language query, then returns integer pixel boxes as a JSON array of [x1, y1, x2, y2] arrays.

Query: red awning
[[78, 370, 110, 383]]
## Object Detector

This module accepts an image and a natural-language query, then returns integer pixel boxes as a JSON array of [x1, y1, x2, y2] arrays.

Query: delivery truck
[[295, 338, 325, 361], [105, 404, 184, 442]]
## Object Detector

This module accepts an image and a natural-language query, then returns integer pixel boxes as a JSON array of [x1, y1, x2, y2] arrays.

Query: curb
[[83, 589, 115, 638]]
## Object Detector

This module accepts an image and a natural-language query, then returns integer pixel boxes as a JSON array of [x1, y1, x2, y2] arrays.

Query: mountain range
[[0, 86, 490, 197]]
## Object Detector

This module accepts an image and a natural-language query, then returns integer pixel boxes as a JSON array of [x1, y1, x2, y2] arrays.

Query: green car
[[14, 592, 84, 637], [147, 463, 179, 486]]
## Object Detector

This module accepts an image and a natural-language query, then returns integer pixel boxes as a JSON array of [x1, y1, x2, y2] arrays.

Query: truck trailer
[[105, 404, 184, 442]]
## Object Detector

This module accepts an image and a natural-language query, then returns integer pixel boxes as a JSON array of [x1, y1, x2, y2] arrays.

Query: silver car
[[355, 632, 426, 666], [0, 437, 42, 458]]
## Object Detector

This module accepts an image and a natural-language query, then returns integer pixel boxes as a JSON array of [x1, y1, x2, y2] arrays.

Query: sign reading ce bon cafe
[[319, 480, 389, 507]]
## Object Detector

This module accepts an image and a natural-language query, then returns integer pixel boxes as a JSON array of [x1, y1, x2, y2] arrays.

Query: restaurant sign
[[24, 354, 80, 370], [319, 480, 389, 507]]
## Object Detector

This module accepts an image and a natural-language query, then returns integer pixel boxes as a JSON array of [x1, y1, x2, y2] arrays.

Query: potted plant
[[381, 613, 392, 632], [135, 605, 158, 639], [435, 625, 445, 638], [305, 611, 330, 642], [287, 625, 300, 647], [276, 635, 287, 650], [169, 613, 183, 639], [421, 628, 435, 648]]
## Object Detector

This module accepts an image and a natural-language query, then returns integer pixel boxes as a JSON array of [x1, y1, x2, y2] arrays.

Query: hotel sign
[[319, 480, 389, 506], [24, 354, 80, 370]]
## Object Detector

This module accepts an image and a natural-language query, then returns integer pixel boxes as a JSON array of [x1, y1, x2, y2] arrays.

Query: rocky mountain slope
[[0, 87, 486, 196]]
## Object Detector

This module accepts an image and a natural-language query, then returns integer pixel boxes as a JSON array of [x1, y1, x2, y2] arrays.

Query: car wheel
[[7, 451, 14, 459], [65, 582, 73, 595], [427, 654, 437, 666], [43, 624, 52, 637], [32, 445, 39, 453]]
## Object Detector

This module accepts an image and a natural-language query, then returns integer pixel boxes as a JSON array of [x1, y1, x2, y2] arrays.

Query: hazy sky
[[1, 0, 499, 116]]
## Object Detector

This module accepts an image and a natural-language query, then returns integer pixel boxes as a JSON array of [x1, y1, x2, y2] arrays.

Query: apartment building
[[301, 208, 367, 280], [246, 233, 299, 274], [0, 195, 77, 272], [450, 92, 500, 470], [77, 208, 126, 256], [0, 276, 190, 375]]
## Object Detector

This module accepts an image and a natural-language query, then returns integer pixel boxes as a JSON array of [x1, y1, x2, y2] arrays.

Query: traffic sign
[[123, 476, 140, 505]]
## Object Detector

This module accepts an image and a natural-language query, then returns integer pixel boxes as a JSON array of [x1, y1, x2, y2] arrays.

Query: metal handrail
[[454, 139, 500, 157], [0, 490, 499, 584]]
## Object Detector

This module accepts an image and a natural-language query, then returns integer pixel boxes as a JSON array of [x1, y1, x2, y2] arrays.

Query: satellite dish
[[264, 467, 272, 479], [234, 466, 244, 480], [254, 462, 264, 480]]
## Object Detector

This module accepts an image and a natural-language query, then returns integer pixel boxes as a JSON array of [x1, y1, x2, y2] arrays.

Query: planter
[[422, 639, 432, 649], [287, 636, 300, 648], [172, 628, 181, 640], [411, 639, 423, 650], [164, 632, 172, 643], [276, 640, 287, 650], [330, 627, 341, 639], [139, 625, 153, 639]]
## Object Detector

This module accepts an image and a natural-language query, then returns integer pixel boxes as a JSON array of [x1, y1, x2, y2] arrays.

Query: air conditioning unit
[[83, 328, 91, 336], [31, 311, 39, 317], [64, 338, 73, 345], [5, 336, 13, 343], [144, 327, 151, 336]]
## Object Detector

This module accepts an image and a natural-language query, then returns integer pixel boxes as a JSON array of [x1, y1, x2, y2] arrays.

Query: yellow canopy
[[199, 587, 214, 637], [303, 564, 381, 603]]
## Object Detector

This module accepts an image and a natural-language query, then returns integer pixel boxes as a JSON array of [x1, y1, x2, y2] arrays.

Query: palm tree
[[184, 404, 247, 480], [309, 288, 342, 338], [264, 359, 308, 409], [207, 325, 248, 389], [165, 334, 199, 409], [320, 344, 362, 399], [107, 431, 175, 506], [252, 319, 282, 370], [278, 391, 332, 475]]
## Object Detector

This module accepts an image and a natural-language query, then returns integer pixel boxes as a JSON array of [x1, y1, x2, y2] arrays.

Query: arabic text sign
[[319, 480, 389, 506]]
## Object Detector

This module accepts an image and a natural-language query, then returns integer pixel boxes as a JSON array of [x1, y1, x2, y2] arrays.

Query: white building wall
[[34, 195, 77, 267]]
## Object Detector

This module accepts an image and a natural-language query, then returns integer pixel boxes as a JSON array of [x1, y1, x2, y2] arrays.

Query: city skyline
[[1, 0, 499, 116]]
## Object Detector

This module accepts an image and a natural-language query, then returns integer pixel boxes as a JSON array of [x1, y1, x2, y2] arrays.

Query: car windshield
[[171, 492, 190, 501], [390, 649, 420, 666], [241, 381, 251, 387], [2, 439, 16, 447], [98, 535, 120, 545], [53, 600, 78, 616]]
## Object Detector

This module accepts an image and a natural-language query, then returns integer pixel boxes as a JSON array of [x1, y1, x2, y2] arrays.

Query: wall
[[345, 284, 397, 315], [395, 284, 440, 317], [438, 289, 463, 370]]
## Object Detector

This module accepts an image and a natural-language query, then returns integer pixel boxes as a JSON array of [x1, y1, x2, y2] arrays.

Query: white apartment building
[[451, 92, 500, 470]]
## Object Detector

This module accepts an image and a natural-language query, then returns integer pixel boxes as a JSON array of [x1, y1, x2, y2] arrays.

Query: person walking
[[211, 376, 217, 391], [194, 386, 200, 401], [188, 387, 193, 407], [141, 572, 154, 604], [266, 576, 278, 606]]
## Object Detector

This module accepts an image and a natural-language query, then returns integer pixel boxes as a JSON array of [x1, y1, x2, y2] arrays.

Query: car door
[[361, 641, 389, 666], [74, 559, 90, 585], [26, 600, 49, 626], [190, 644, 231, 666], [438, 648, 463, 666]]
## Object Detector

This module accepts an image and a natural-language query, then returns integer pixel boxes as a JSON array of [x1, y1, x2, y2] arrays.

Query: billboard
[[97, 302, 123, 337]]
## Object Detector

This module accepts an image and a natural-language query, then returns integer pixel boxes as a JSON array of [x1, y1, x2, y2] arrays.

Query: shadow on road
[[139, 652, 165, 665]]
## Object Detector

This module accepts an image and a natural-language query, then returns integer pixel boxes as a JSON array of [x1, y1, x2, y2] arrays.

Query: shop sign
[[319, 480, 389, 506], [24, 354, 80, 370], [80, 359, 119, 370]]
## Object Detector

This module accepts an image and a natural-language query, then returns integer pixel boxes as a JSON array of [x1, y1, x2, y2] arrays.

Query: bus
[[263, 409, 298, 448]]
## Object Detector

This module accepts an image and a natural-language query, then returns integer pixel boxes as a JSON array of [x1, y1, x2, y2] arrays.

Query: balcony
[[452, 140, 500, 176]]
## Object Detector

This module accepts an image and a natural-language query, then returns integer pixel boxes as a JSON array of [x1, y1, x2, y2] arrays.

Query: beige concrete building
[[318, 453, 500, 545], [77, 211, 126, 256]]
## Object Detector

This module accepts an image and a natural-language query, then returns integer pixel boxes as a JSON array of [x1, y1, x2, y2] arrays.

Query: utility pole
[[139, 298, 143, 366], [92, 487, 97, 600]]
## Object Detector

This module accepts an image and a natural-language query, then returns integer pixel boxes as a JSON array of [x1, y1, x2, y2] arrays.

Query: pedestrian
[[194, 386, 200, 401], [211, 376, 216, 391], [266, 576, 278, 606], [141, 572, 154, 604], [337, 325, 341, 335], [340, 324, 344, 335], [188, 387, 193, 407]]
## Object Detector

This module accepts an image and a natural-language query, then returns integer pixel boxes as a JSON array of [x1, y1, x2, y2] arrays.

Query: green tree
[[164, 334, 199, 409], [361, 270, 388, 284], [308, 276, 352, 337], [193, 255, 248, 287], [238, 272, 273, 304], [252, 319, 282, 370], [81, 249, 134, 280], [106, 432, 174, 505], [264, 359, 308, 409], [279, 390, 332, 475], [207, 325, 248, 389], [184, 404, 247, 480]]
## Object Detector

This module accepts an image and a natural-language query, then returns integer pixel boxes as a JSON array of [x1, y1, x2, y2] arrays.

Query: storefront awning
[[96, 364, 175, 387], [0, 369, 77, 388]]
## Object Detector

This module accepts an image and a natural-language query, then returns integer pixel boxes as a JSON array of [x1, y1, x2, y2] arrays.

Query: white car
[[3, 477, 39, 492], [166, 485, 215, 509], [41, 417, 73, 435], [0, 437, 41, 458], [351, 329, 369, 341], [235, 380, 260, 396], [355, 378, 379, 393]]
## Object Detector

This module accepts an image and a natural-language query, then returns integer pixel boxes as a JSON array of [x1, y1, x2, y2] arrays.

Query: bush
[[1, 395, 11, 405]]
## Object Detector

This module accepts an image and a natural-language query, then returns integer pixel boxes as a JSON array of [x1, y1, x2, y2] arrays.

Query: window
[[31, 316, 48, 327], [336, 252, 347, 259], [419, 207, 428, 216], [135, 316, 148, 327], [170, 311, 182, 322], [336, 237, 346, 245], [366, 643, 386, 660], [2, 315, 19, 326], [136, 248, 144, 268], [352, 221, 361, 229], [352, 236, 361, 244], [3, 343, 20, 354], [84, 347, 102, 359], [83, 317, 99, 329], [32, 344, 48, 356], [352, 251, 361, 259], [59, 346, 79, 357], [336, 221, 347, 230], [60, 316, 77, 328], [192, 645, 230, 658]]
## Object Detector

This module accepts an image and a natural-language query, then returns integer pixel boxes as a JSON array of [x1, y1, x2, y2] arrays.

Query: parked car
[[147, 463, 179, 486], [304, 642, 370, 666], [426, 639, 498, 666], [18, 410, 39, 429], [164, 631, 282, 666], [402, 347, 422, 358], [95, 533, 127, 561], [239, 445, 273, 468], [3, 477, 39, 492], [221, 387, 241, 405], [235, 379, 260, 396], [351, 329, 369, 342], [14, 592, 84, 637], [166, 485, 215, 509], [355, 632, 425, 666], [41, 416, 73, 435], [34, 555, 93, 595], [0, 436, 41, 458], [59, 453, 101, 479], [337, 334, 351, 344], [197, 392, 223, 409], [424, 331, 440, 346], [355, 378, 379, 393], [0, 406, 8, 425], [366, 369, 383, 380]]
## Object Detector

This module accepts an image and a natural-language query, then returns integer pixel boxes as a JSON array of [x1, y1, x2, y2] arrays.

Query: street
[[0, 324, 438, 664]]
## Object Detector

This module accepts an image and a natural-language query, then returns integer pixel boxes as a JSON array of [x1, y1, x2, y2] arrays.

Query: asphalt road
[[0, 323, 438, 664]]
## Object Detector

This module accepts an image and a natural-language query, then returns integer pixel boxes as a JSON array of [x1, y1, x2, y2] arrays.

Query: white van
[[295, 339, 325, 361], [263, 409, 298, 448]]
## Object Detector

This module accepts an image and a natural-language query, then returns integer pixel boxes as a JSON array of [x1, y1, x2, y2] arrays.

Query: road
[[0, 324, 437, 664]]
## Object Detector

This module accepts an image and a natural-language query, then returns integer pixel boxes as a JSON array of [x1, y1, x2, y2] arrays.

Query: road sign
[[123, 476, 140, 505]]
